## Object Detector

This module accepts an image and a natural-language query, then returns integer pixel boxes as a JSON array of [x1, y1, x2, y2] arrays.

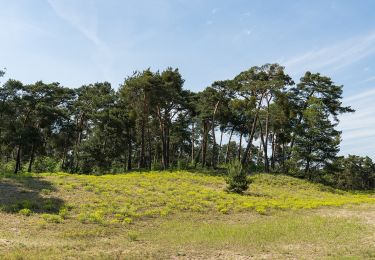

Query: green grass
[[142, 212, 374, 259], [32, 171, 375, 224], [0, 170, 374, 259]]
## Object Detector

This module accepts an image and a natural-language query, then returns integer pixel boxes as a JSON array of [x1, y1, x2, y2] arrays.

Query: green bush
[[225, 160, 250, 194], [0, 160, 16, 174], [33, 157, 59, 173]]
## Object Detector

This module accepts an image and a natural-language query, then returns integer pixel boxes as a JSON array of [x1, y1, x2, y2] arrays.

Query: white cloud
[[47, 0, 113, 82], [283, 32, 375, 75], [47, 0, 102, 47], [360, 75, 375, 84], [339, 86, 375, 157], [344, 87, 375, 102]]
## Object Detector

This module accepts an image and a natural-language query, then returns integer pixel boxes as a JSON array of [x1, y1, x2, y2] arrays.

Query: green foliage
[[225, 161, 250, 194], [333, 155, 375, 190], [33, 157, 60, 173], [0, 161, 16, 174], [18, 208, 32, 216], [0, 64, 369, 190], [41, 214, 63, 223]]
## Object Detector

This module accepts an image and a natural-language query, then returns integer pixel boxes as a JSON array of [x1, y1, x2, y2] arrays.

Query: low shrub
[[225, 160, 251, 194]]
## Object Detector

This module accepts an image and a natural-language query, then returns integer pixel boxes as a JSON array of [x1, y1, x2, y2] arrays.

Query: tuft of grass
[[127, 231, 139, 241], [18, 208, 32, 216], [41, 214, 63, 223]]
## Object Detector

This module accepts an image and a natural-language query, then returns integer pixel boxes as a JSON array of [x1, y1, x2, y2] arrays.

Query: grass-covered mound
[[1, 171, 375, 259], [1, 171, 374, 225]]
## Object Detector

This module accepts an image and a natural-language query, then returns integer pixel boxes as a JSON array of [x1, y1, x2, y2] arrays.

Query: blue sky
[[1, 0, 375, 157]]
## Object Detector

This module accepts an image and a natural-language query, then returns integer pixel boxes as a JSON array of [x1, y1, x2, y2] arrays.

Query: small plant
[[19, 208, 32, 216], [127, 231, 139, 241], [225, 160, 250, 194], [123, 217, 133, 224], [41, 214, 63, 223]]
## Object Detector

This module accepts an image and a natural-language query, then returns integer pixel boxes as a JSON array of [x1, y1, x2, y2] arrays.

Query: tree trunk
[[201, 120, 209, 167], [225, 127, 234, 163], [258, 117, 270, 173], [191, 122, 195, 164], [127, 130, 132, 171], [241, 93, 265, 165], [270, 133, 276, 170], [27, 142, 35, 173], [73, 112, 85, 172], [139, 120, 146, 168], [166, 124, 170, 168], [217, 128, 224, 165], [14, 145, 21, 174], [237, 132, 243, 161], [147, 124, 152, 169], [211, 101, 220, 169]]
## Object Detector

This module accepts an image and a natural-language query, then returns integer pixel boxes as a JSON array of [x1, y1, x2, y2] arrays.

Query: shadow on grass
[[0, 175, 64, 214]]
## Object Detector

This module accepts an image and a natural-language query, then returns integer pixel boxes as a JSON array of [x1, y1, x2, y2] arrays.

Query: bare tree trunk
[[270, 133, 276, 170], [225, 127, 234, 163], [264, 98, 271, 172], [202, 120, 209, 167], [127, 130, 132, 171], [241, 93, 265, 165], [217, 128, 224, 165], [147, 124, 152, 170], [166, 125, 170, 168], [237, 132, 243, 161], [191, 122, 195, 164], [211, 101, 220, 169], [14, 145, 21, 174], [139, 120, 146, 168], [27, 142, 35, 173], [258, 117, 270, 173]]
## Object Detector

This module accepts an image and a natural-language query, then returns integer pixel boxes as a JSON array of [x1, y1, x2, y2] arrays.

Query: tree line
[[0, 64, 374, 189]]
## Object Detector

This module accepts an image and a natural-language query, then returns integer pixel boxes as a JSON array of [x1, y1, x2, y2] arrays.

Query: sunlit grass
[[32, 171, 375, 224], [0, 170, 374, 259]]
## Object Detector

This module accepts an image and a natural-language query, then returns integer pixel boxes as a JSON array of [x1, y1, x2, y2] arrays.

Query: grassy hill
[[0, 171, 374, 259]]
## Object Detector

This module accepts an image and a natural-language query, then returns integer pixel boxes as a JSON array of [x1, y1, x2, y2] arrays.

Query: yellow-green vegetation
[[0, 171, 374, 259], [28, 171, 375, 224]]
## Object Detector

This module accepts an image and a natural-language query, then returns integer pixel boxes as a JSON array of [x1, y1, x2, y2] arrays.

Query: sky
[[1, 0, 375, 157]]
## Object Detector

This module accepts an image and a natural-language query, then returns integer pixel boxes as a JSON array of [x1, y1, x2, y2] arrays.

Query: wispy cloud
[[283, 32, 375, 75], [339, 86, 375, 157], [344, 87, 375, 102], [360, 75, 375, 84], [47, 0, 113, 81], [47, 0, 102, 47]]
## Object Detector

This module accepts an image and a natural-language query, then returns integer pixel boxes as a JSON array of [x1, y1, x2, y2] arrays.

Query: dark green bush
[[225, 160, 250, 194]]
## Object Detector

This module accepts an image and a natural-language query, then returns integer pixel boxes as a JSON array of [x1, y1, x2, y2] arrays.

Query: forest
[[0, 64, 374, 190]]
